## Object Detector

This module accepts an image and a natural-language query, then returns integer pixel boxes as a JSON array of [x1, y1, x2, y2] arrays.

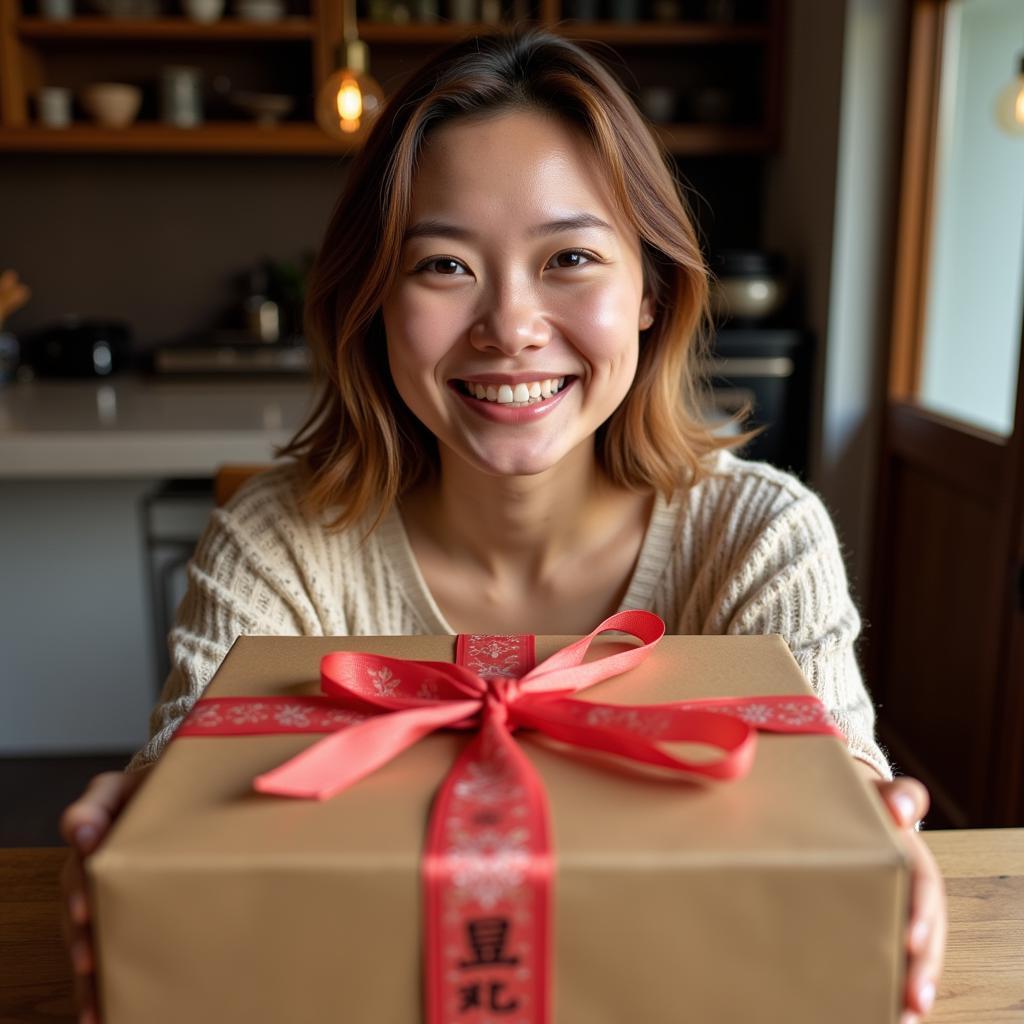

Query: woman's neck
[[403, 441, 618, 588]]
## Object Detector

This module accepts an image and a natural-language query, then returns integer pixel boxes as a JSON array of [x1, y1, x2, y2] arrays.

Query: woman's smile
[[449, 375, 577, 424]]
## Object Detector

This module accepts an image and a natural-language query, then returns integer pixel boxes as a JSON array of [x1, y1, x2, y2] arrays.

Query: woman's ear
[[639, 295, 655, 331]]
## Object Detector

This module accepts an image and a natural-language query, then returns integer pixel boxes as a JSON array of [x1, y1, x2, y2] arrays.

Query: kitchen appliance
[[710, 250, 788, 324], [20, 317, 132, 378], [149, 330, 310, 375], [708, 327, 812, 477]]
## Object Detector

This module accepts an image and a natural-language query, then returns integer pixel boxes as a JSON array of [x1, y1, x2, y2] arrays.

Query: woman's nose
[[469, 297, 551, 356]]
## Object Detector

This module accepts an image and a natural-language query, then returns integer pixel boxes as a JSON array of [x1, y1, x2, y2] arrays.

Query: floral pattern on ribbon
[[178, 696, 367, 736], [463, 634, 534, 679]]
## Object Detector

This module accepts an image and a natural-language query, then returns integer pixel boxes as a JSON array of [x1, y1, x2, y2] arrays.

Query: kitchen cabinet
[[0, 0, 783, 155]]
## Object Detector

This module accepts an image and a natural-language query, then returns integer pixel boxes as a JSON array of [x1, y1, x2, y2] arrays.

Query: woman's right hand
[[58, 766, 153, 1024]]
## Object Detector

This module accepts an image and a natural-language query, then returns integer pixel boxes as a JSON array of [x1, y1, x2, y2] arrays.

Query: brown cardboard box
[[89, 633, 909, 1023]]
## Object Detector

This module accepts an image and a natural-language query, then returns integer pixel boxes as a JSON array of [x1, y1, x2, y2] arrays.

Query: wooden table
[[2, 830, 1022, 1022]]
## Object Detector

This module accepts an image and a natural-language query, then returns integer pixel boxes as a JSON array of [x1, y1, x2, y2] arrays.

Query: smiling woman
[[58, 28, 945, 1024], [282, 30, 734, 536]]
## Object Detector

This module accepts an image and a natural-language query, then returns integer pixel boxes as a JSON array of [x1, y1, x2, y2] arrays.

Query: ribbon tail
[[423, 715, 552, 1024], [254, 700, 479, 800], [513, 698, 758, 781]]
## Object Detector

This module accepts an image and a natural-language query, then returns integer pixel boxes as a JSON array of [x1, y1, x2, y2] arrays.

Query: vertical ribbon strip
[[423, 632, 550, 1023]]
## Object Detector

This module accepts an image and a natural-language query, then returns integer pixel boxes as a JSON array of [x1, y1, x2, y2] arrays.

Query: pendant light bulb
[[994, 53, 1024, 137], [316, 39, 385, 143]]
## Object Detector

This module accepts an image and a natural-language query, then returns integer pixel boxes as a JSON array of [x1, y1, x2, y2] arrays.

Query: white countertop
[[0, 376, 317, 477]]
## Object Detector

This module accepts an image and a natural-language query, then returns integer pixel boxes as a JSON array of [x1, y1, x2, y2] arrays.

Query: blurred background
[[1, 0, 1023, 839]]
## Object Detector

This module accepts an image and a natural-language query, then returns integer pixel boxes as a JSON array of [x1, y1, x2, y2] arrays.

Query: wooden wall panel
[[876, 457, 1005, 826]]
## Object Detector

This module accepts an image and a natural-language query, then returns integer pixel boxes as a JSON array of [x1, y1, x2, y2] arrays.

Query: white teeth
[[462, 377, 570, 406]]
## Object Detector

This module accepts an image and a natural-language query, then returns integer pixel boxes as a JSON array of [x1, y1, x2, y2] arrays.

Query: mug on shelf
[[39, 0, 75, 19], [639, 86, 675, 122], [448, 0, 475, 22], [160, 66, 204, 127], [37, 86, 73, 128]]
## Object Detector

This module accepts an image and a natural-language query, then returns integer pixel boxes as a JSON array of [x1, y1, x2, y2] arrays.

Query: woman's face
[[381, 108, 653, 479]]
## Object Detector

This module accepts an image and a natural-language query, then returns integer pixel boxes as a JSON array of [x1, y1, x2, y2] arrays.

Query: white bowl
[[80, 83, 142, 128], [183, 0, 224, 20]]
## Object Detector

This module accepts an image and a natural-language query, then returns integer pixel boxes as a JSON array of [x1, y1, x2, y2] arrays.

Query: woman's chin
[[455, 439, 574, 480]]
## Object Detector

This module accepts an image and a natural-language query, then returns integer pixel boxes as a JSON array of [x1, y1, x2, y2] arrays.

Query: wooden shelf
[[554, 21, 770, 44], [17, 15, 316, 39], [0, 0, 784, 154], [0, 122, 354, 153], [0, 120, 771, 154], [354, 19, 769, 45]]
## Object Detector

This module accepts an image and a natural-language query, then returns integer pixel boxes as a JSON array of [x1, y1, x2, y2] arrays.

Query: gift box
[[88, 626, 909, 1023]]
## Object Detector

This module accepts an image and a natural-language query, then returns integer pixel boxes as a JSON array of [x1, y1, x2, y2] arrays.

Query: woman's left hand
[[869, 775, 947, 1023]]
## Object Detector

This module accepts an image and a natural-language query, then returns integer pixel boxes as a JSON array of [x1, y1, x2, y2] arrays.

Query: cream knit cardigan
[[126, 449, 895, 781]]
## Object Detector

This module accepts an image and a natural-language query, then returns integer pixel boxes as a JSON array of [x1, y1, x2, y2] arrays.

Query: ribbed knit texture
[[125, 449, 895, 781]]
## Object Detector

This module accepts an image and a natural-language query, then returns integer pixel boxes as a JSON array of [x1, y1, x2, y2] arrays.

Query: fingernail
[[911, 918, 929, 952], [71, 939, 89, 974], [69, 891, 87, 923], [918, 979, 935, 1013], [74, 825, 97, 851], [894, 793, 916, 824]]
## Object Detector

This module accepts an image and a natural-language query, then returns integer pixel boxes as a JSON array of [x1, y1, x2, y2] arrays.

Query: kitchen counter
[[0, 375, 316, 477], [0, 374, 317, 754]]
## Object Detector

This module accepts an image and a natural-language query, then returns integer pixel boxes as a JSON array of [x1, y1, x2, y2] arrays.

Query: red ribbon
[[176, 610, 845, 1023]]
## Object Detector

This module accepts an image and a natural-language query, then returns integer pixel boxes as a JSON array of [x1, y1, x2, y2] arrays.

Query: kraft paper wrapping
[[88, 633, 909, 1023]]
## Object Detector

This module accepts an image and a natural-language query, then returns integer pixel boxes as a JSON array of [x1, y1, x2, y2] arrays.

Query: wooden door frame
[[868, 0, 1024, 825]]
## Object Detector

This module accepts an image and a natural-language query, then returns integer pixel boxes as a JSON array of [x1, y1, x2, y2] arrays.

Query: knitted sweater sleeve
[[717, 486, 895, 783], [124, 489, 320, 773]]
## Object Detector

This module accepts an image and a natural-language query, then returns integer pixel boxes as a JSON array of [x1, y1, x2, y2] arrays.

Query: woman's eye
[[549, 249, 597, 269], [417, 257, 467, 275]]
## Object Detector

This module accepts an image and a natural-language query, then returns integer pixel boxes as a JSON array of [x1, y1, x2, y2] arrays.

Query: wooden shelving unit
[[0, 0, 784, 156], [16, 14, 317, 37], [0, 121, 347, 151]]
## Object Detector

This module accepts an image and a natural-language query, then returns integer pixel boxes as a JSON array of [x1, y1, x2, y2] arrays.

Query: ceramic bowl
[[231, 90, 294, 125], [182, 0, 224, 20], [80, 83, 142, 128]]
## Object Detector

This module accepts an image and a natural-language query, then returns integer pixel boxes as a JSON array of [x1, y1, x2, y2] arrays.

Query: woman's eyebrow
[[403, 212, 614, 243]]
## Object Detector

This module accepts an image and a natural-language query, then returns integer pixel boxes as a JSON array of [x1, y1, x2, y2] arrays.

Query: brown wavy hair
[[278, 27, 752, 532]]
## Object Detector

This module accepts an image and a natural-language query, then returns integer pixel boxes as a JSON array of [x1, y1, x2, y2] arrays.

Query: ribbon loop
[[517, 609, 665, 697]]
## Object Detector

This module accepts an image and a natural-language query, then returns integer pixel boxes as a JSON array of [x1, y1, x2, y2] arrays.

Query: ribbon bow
[[251, 609, 798, 800]]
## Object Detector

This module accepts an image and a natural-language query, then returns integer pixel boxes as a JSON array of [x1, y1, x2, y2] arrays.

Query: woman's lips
[[449, 377, 576, 424]]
